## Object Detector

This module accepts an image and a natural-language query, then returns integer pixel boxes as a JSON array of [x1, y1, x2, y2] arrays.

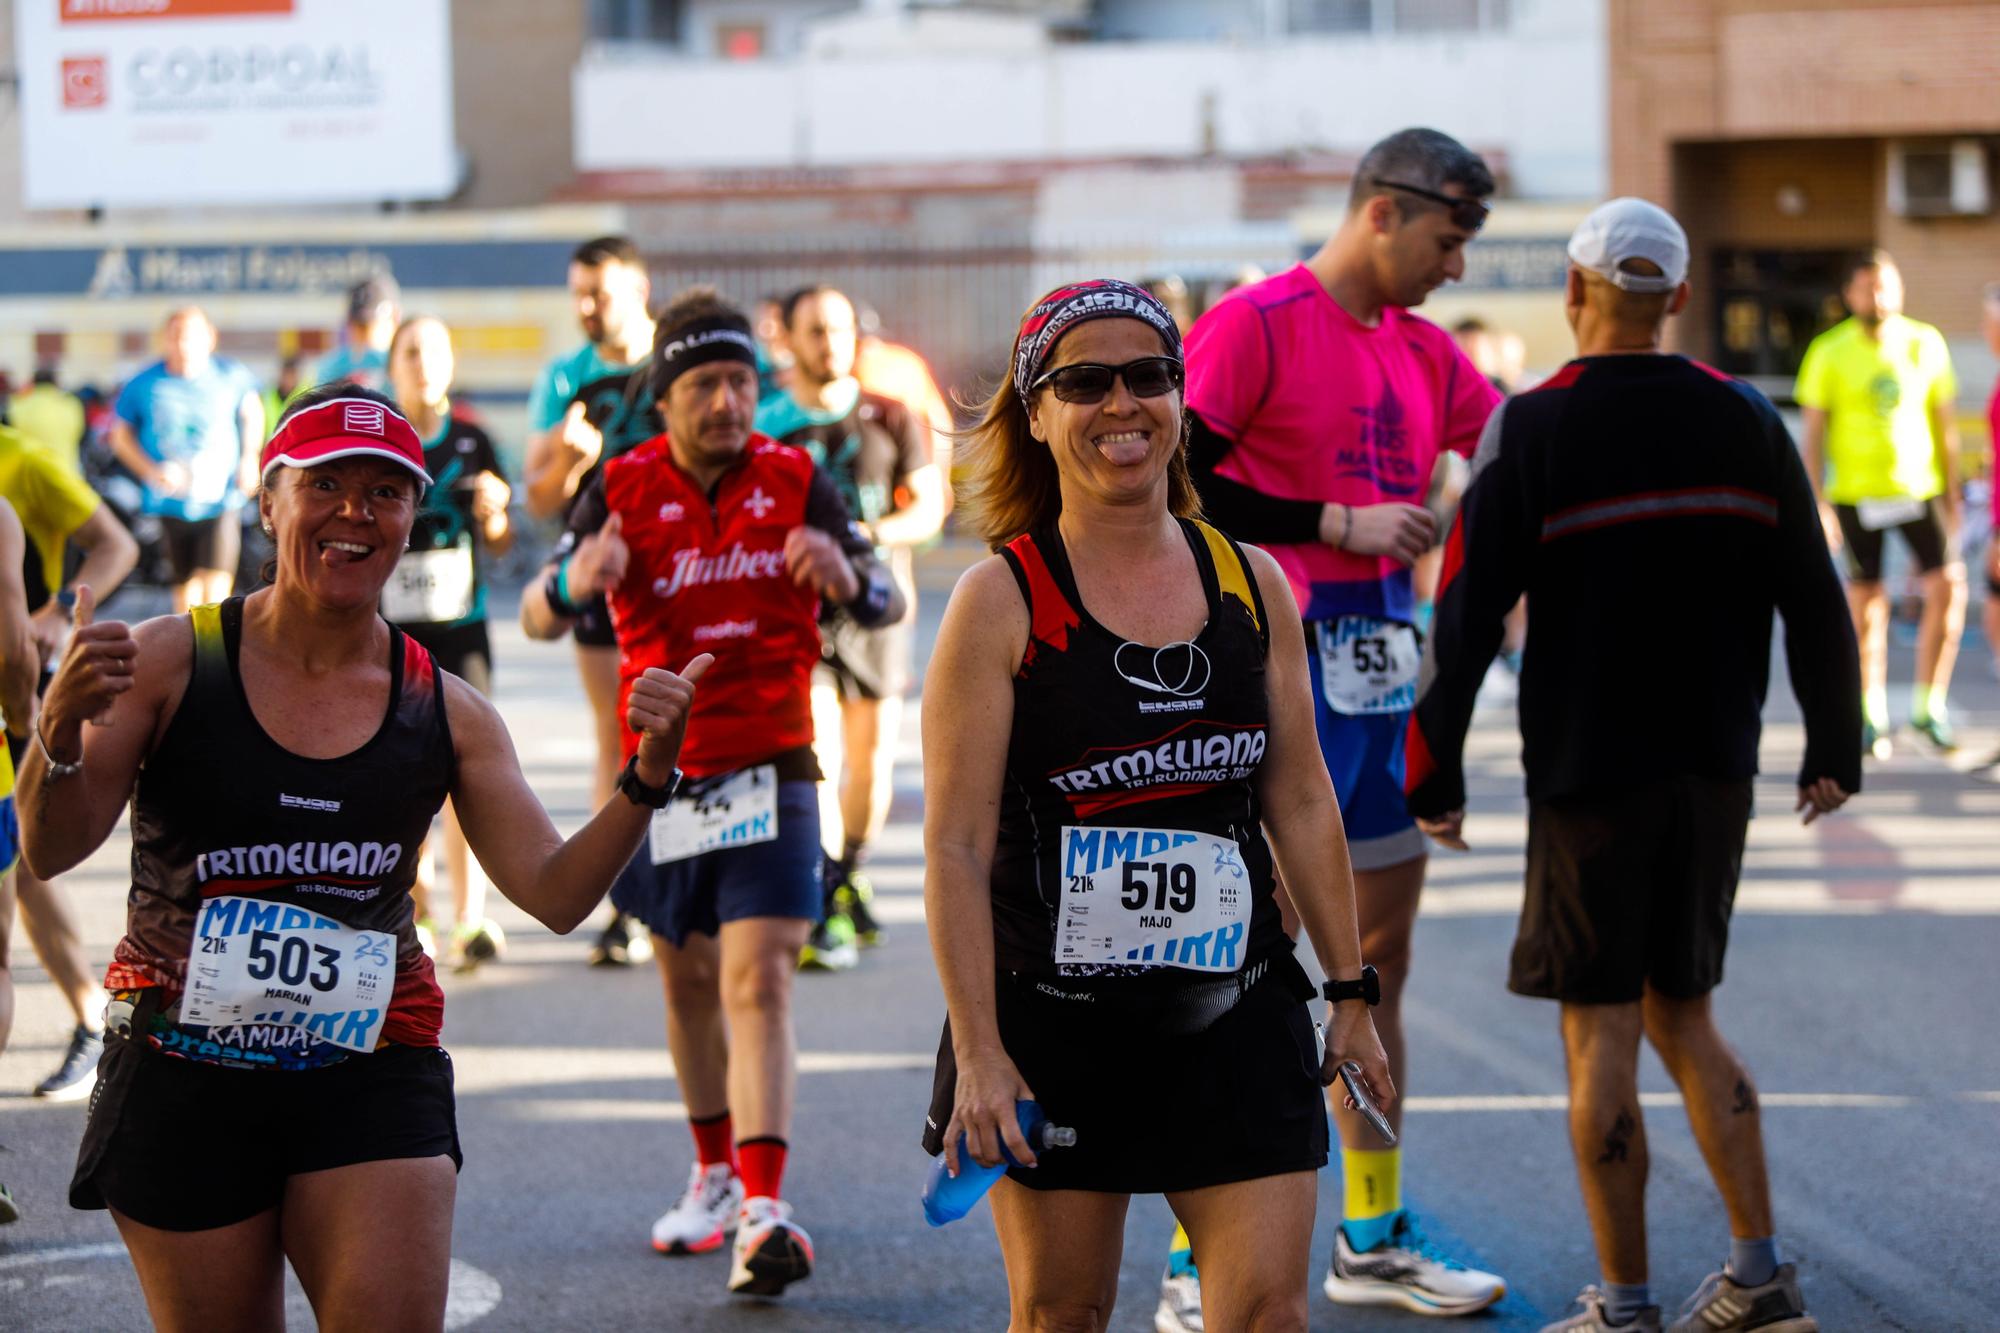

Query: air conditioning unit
[[1887, 139, 1991, 217]]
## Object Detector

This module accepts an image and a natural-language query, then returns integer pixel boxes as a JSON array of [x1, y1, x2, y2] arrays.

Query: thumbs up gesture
[[568, 510, 630, 600], [43, 585, 138, 746]]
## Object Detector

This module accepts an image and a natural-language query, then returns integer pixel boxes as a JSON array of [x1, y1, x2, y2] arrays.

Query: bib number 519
[[245, 930, 342, 991], [1121, 861, 1197, 913]]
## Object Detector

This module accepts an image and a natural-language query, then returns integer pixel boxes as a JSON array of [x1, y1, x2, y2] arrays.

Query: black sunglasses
[[1031, 356, 1185, 405], [1372, 179, 1491, 232]]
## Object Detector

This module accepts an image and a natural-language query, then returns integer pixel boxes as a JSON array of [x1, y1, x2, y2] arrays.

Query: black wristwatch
[[615, 755, 682, 809], [1322, 965, 1381, 1007]]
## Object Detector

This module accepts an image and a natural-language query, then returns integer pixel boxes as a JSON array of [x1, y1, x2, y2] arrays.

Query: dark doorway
[[1710, 248, 1853, 388]]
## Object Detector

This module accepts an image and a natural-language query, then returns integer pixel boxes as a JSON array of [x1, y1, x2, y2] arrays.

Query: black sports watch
[[1322, 965, 1381, 1007], [615, 755, 682, 809]]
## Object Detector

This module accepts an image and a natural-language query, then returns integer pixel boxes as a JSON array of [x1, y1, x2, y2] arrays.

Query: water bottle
[[921, 1099, 1078, 1227]]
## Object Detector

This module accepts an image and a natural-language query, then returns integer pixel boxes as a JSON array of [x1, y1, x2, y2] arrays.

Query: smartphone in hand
[[1338, 1061, 1398, 1147]]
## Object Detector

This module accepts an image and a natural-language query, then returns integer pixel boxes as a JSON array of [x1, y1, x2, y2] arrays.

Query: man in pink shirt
[[1156, 128, 1505, 1331]]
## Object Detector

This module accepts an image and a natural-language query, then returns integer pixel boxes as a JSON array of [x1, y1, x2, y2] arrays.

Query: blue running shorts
[[1305, 646, 1426, 872], [612, 778, 822, 947]]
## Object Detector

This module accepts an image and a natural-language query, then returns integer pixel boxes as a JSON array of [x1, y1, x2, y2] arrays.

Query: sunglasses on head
[[1031, 356, 1185, 405], [1373, 179, 1491, 233]]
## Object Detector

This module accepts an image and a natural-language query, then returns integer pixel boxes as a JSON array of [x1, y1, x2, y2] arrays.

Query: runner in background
[[521, 236, 660, 967], [1796, 250, 1963, 758], [10, 370, 86, 478], [1980, 282, 2000, 766], [0, 497, 43, 1221], [0, 423, 140, 1099], [523, 288, 904, 1296], [1165, 127, 1508, 1327], [262, 355, 306, 435], [854, 307, 955, 510], [757, 286, 945, 969], [1407, 196, 1854, 1333], [312, 276, 402, 394], [385, 315, 515, 972], [109, 308, 263, 614], [754, 294, 795, 400]]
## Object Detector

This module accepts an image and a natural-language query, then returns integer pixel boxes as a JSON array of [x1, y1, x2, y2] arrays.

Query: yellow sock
[[1342, 1147, 1402, 1250], [1167, 1221, 1196, 1277]]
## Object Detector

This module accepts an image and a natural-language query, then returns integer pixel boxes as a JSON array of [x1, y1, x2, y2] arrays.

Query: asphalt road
[[2, 557, 1997, 1331]]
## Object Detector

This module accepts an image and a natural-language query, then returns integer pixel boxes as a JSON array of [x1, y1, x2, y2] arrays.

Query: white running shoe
[[1154, 1270, 1205, 1332], [1324, 1213, 1507, 1316], [727, 1196, 814, 1296], [650, 1163, 742, 1256]]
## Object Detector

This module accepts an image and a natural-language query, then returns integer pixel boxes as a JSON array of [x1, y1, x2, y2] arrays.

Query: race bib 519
[[1056, 825, 1251, 973]]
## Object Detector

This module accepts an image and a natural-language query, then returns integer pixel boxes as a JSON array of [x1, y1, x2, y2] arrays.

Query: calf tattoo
[[1732, 1077, 1757, 1114], [1597, 1108, 1637, 1164]]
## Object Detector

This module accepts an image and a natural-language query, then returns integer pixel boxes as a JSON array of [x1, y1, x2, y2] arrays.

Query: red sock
[[689, 1111, 736, 1171], [736, 1137, 788, 1202]]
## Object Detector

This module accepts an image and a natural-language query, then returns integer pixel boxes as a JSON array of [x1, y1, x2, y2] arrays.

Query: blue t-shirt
[[527, 343, 627, 433], [114, 357, 260, 521], [312, 343, 390, 395]]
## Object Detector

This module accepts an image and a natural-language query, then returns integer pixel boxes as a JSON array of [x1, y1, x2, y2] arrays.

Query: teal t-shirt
[[528, 343, 628, 433]]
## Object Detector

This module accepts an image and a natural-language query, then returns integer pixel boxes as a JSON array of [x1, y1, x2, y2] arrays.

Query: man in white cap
[[1404, 198, 1858, 1333]]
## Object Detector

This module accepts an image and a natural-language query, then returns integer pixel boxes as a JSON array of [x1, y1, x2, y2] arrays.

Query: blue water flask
[[921, 1099, 1078, 1227]]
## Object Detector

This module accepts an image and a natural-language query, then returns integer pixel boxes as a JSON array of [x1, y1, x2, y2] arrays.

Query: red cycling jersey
[[558, 434, 896, 778]]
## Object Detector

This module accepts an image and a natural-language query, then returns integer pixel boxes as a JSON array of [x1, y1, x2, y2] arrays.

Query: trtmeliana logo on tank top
[[651, 543, 786, 598], [195, 840, 403, 884], [1045, 720, 1268, 818]]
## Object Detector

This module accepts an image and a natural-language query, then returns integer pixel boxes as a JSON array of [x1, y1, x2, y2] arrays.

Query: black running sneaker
[[589, 913, 653, 967], [34, 1025, 104, 1102]]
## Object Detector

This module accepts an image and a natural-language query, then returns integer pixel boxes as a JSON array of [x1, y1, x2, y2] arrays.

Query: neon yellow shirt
[[0, 426, 101, 608], [1795, 315, 1956, 504], [8, 385, 86, 476]]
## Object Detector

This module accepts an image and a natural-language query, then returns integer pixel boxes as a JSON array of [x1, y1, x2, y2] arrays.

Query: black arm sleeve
[[547, 470, 608, 569], [1767, 406, 1864, 794], [1186, 411, 1325, 545], [1406, 403, 1531, 819], [806, 464, 906, 628]]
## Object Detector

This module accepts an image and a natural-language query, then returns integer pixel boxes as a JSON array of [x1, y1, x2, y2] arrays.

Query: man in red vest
[[523, 287, 903, 1299]]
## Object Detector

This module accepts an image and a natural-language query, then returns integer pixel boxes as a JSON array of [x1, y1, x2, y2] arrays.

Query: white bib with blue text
[[179, 895, 396, 1053], [649, 764, 779, 865], [1056, 826, 1251, 973]]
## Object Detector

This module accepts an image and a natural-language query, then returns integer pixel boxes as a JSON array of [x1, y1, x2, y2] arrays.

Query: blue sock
[[1727, 1236, 1779, 1287], [1342, 1208, 1402, 1253], [1602, 1282, 1651, 1325]]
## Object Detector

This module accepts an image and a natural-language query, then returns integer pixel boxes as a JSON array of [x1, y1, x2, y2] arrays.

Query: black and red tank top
[[107, 597, 453, 1069], [991, 519, 1288, 986]]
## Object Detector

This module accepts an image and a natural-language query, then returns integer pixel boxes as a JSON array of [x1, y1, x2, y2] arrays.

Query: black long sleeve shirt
[[1405, 354, 1862, 815]]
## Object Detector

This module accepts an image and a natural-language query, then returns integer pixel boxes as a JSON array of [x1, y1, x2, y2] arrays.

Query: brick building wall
[[1612, 0, 2000, 363]]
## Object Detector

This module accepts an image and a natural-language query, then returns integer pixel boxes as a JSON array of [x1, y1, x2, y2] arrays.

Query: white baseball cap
[[1567, 197, 1689, 294]]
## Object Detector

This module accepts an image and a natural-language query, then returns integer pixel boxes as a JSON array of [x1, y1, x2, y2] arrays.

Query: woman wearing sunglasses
[[921, 278, 1393, 1330]]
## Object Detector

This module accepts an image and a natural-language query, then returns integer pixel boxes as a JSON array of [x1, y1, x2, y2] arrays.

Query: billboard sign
[[16, 0, 455, 209]]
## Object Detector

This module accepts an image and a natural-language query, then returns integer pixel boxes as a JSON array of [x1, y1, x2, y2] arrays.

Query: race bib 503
[[179, 895, 395, 1053]]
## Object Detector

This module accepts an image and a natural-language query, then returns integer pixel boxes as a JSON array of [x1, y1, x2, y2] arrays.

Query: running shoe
[[448, 918, 507, 974], [1154, 1270, 1205, 1332], [1540, 1286, 1661, 1331], [651, 1162, 743, 1256], [834, 870, 884, 946], [799, 913, 859, 972], [1323, 1212, 1506, 1316], [1666, 1264, 1817, 1333], [727, 1196, 814, 1296], [34, 1025, 104, 1102], [1910, 710, 1958, 754], [589, 913, 653, 967], [0, 1181, 19, 1225], [1861, 721, 1892, 761]]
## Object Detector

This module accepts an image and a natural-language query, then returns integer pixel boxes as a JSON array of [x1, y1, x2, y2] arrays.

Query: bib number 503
[[245, 929, 341, 991], [1121, 860, 1197, 913]]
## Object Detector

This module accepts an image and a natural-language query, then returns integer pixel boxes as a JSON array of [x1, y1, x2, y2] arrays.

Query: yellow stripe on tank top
[[1194, 520, 1260, 633]]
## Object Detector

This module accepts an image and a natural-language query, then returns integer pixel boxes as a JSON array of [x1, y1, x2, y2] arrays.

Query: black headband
[[651, 318, 760, 399]]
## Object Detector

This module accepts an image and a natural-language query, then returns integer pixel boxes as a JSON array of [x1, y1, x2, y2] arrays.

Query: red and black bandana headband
[[1013, 279, 1183, 406]]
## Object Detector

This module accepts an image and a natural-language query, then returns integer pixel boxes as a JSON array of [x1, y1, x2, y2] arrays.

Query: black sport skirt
[[922, 951, 1328, 1195]]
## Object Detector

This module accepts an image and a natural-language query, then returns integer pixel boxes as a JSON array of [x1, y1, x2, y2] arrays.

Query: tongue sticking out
[[319, 541, 374, 567], [1095, 432, 1151, 467]]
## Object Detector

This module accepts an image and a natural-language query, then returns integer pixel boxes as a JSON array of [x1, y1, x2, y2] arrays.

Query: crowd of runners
[[1, 122, 1994, 1332]]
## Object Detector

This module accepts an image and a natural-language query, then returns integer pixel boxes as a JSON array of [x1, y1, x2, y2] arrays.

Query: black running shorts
[[1833, 497, 1950, 582], [159, 514, 242, 584], [922, 955, 1328, 1194], [72, 1036, 462, 1232], [1510, 776, 1753, 1005]]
